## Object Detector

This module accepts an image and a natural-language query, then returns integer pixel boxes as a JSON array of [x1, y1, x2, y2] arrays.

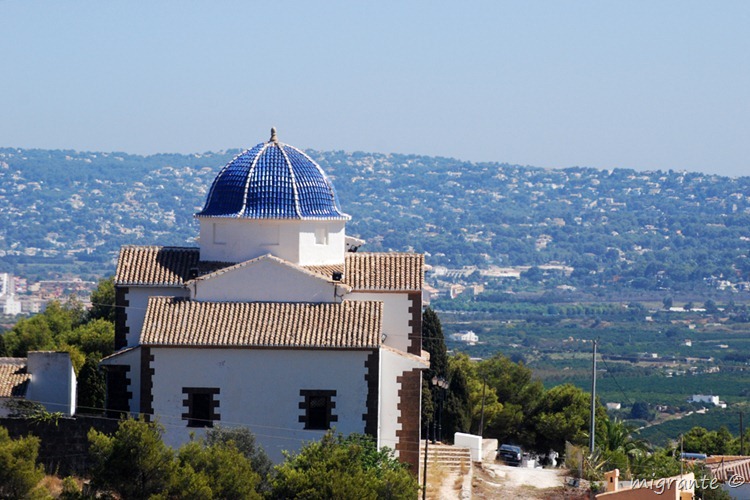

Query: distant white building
[[2, 296, 22, 315], [450, 331, 479, 344], [0, 273, 22, 315], [689, 394, 727, 408], [606, 402, 621, 410]]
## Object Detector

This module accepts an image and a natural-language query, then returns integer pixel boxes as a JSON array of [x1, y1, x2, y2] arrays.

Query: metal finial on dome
[[270, 127, 278, 143]]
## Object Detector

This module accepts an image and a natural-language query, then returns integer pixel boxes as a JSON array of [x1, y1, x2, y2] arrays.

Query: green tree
[[421, 308, 447, 432], [60, 476, 85, 500], [683, 426, 737, 456], [441, 363, 471, 441], [174, 439, 261, 499], [0, 426, 45, 499], [77, 355, 106, 414], [533, 384, 605, 453], [704, 299, 720, 315], [630, 401, 652, 421], [88, 418, 176, 499], [422, 308, 447, 379], [64, 318, 114, 358], [204, 426, 272, 492], [521, 266, 544, 282], [421, 382, 434, 438], [3, 315, 55, 356], [482, 353, 544, 448], [42, 300, 86, 338], [598, 418, 649, 477], [449, 353, 502, 436], [663, 297, 673, 310], [88, 276, 116, 322], [270, 432, 418, 500], [629, 447, 681, 480], [3, 299, 87, 357]]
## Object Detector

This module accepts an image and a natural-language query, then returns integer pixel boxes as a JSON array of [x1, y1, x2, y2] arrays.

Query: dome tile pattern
[[197, 133, 348, 220]]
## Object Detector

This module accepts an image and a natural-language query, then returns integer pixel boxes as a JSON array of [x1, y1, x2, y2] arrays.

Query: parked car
[[497, 444, 522, 466]]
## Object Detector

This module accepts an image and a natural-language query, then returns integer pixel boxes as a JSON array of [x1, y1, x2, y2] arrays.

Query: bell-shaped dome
[[197, 129, 349, 220]]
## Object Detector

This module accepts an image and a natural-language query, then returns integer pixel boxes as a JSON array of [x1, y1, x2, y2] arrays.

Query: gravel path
[[486, 463, 564, 489], [473, 462, 567, 499]]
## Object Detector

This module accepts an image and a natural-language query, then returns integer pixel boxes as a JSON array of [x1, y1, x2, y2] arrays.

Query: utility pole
[[422, 436, 428, 500], [589, 339, 597, 454], [680, 434, 684, 476]]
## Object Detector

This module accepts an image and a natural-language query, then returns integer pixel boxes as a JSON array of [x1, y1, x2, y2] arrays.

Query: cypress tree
[[422, 307, 447, 381], [77, 356, 106, 414], [442, 365, 471, 441], [421, 307, 448, 434]]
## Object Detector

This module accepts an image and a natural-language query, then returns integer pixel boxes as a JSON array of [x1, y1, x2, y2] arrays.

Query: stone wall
[[0, 415, 119, 477]]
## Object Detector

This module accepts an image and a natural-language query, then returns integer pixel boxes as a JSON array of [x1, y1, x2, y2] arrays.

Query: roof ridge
[[120, 244, 199, 251], [184, 253, 347, 286]]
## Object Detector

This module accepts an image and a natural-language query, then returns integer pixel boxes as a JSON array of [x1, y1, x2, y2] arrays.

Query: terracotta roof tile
[[141, 297, 382, 348], [706, 456, 750, 482], [116, 246, 423, 291], [0, 358, 30, 398], [342, 252, 423, 291], [115, 246, 229, 285], [303, 263, 345, 281]]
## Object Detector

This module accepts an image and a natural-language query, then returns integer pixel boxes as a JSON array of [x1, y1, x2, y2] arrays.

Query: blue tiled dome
[[197, 129, 349, 220]]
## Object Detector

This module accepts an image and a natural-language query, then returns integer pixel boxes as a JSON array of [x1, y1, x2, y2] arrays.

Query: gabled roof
[[0, 358, 30, 398], [99, 346, 138, 364], [185, 254, 347, 290], [140, 297, 382, 348], [705, 456, 750, 482], [380, 344, 430, 368], [115, 246, 229, 286], [115, 246, 423, 291]]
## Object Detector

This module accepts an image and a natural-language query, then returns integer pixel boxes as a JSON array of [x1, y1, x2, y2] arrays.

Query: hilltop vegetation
[[1, 147, 749, 296]]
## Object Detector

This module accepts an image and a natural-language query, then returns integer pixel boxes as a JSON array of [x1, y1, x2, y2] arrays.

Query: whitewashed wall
[[379, 347, 424, 458], [296, 220, 346, 266], [454, 432, 483, 462], [191, 258, 338, 303], [26, 351, 76, 415], [150, 347, 369, 463], [100, 346, 141, 415], [125, 286, 188, 347], [198, 218, 346, 266], [349, 292, 411, 352]]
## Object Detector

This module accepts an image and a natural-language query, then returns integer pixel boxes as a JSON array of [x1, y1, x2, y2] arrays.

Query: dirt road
[[473, 462, 570, 499]]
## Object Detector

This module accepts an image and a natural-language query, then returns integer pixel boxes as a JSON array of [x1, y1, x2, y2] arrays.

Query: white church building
[[102, 129, 428, 469]]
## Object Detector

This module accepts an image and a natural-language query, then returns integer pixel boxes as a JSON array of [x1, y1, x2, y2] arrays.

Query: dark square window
[[182, 387, 220, 428], [299, 390, 337, 430]]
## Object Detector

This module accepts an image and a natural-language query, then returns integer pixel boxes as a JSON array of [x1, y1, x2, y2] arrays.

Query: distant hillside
[[1, 147, 749, 294]]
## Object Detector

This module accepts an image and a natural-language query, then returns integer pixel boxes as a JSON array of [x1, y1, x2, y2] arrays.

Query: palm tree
[[599, 418, 650, 477]]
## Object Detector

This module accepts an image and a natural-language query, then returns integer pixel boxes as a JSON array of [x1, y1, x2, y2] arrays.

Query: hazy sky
[[2, 1, 748, 176]]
